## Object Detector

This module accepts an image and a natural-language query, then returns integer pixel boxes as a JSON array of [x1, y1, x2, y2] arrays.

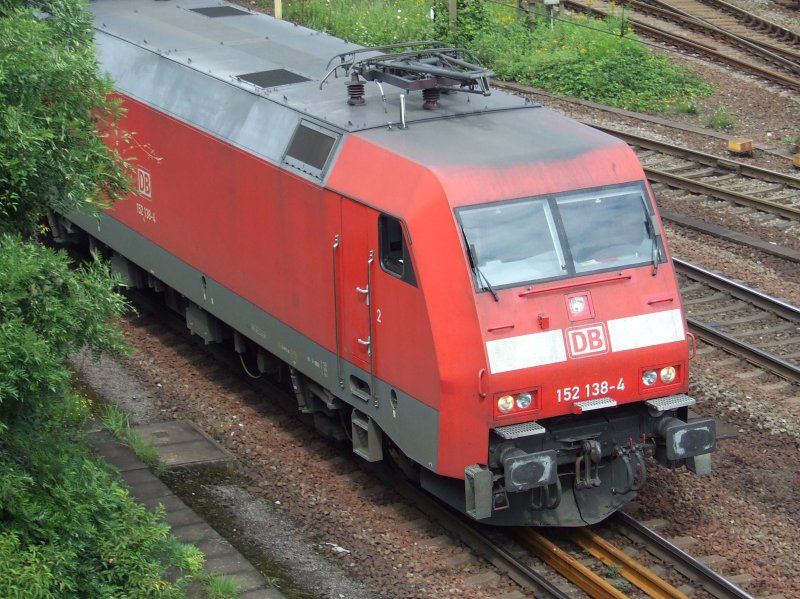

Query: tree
[[0, 0, 133, 427], [0, 235, 128, 426], [0, 0, 133, 237], [0, 5, 222, 596]]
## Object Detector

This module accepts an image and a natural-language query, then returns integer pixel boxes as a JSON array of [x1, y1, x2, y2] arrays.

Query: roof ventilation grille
[[190, 6, 251, 18], [236, 69, 310, 88]]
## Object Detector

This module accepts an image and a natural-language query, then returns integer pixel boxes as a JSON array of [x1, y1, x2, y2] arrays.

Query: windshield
[[458, 183, 662, 290]]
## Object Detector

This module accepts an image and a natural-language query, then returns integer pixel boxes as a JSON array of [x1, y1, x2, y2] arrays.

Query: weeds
[[668, 99, 700, 115], [280, 0, 434, 46], [612, 577, 632, 591], [781, 135, 798, 153], [704, 105, 736, 131], [602, 563, 623, 577], [468, 12, 713, 112], [100, 403, 161, 472], [205, 573, 241, 598]]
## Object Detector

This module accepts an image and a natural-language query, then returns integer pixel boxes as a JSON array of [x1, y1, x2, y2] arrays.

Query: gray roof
[[92, 0, 628, 196], [92, 0, 533, 133]]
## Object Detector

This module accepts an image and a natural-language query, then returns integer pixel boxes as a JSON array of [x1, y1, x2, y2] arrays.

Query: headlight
[[516, 392, 533, 409], [497, 395, 514, 413], [642, 370, 658, 386], [660, 366, 677, 384]]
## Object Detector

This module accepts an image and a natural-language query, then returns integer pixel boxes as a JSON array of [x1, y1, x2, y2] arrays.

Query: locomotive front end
[[450, 179, 716, 526]]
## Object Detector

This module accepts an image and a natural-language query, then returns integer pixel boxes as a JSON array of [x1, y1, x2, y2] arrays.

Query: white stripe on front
[[607, 309, 685, 352], [486, 329, 567, 374]]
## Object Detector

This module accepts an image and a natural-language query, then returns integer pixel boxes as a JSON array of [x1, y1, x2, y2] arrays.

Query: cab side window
[[379, 215, 417, 286]]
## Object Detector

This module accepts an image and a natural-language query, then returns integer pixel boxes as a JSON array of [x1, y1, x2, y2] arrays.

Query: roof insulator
[[347, 72, 365, 106]]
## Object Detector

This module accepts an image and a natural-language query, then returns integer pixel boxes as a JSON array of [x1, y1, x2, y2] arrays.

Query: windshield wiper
[[460, 226, 499, 302], [641, 198, 661, 277]]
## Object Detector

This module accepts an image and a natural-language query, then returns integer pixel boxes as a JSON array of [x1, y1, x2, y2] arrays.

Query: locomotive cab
[[434, 181, 716, 526]]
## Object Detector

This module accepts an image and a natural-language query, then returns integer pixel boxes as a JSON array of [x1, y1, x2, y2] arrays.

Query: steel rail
[[568, 527, 690, 598], [664, 211, 800, 263], [562, 0, 800, 91], [388, 478, 572, 599], [632, 0, 800, 73], [687, 318, 800, 383], [587, 125, 800, 220], [645, 167, 800, 220], [676, 0, 800, 48], [675, 258, 800, 322], [589, 124, 800, 185], [613, 511, 759, 599], [512, 529, 628, 598], [674, 258, 800, 383]]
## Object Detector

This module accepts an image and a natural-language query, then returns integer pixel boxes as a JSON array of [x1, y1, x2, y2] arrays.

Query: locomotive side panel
[[112, 96, 339, 354]]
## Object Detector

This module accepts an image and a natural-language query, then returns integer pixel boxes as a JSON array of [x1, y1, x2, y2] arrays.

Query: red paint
[[107, 93, 690, 481]]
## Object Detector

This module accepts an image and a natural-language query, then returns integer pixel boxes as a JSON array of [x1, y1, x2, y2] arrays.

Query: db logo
[[566, 324, 608, 359], [137, 167, 152, 199]]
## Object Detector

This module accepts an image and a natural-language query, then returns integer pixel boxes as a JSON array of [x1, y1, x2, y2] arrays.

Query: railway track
[[511, 514, 764, 598], [561, 0, 800, 91], [591, 126, 800, 223], [391, 464, 762, 599], [635, 0, 800, 72], [610, 512, 760, 599], [676, 258, 800, 383]]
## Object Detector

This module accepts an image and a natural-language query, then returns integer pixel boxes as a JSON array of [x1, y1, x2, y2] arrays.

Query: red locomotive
[[55, 0, 715, 526]]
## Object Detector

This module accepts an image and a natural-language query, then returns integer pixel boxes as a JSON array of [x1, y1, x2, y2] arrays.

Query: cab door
[[338, 199, 378, 385]]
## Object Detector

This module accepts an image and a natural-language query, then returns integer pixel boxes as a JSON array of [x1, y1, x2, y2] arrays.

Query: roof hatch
[[237, 69, 310, 88], [190, 6, 251, 18]]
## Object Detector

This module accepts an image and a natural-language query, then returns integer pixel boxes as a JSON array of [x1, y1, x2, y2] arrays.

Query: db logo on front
[[566, 324, 608, 359]]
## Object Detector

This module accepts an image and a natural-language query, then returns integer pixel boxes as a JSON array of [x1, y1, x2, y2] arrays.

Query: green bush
[[0, 235, 129, 426], [0, 3, 239, 597], [282, 0, 434, 46], [0, 403, 188, 598], [0, 0, 134, 237], [432, 0, 490, 47], [469, 13, 713, 112]]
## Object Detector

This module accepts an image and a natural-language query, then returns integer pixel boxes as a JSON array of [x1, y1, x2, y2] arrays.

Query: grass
[[279, 0, 435, 46], [276, 0, 714, 113], [704, 104, 736, 131], [100, 403, 161, 471], [206, 574, 242, 598]]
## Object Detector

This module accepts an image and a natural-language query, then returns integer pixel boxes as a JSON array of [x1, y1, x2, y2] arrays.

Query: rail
[[588, 125, 800, 222], [562, 0, 800, 91], [568, 527, 690, 598], [676, 258, 800, 383], [613, 511, 759, 599]]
